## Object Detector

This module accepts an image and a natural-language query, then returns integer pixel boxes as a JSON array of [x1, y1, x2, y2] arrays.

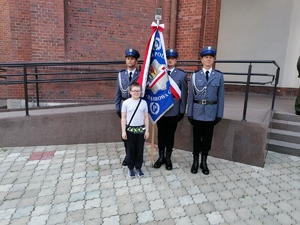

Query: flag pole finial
[[155, 8, 162, 25]]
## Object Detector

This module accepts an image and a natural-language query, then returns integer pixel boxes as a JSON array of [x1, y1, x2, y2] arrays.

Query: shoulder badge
[[214, 69, 223, 74]]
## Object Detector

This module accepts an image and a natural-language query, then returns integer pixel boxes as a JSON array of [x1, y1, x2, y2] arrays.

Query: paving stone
[[0, 199, 19, 210], [46, 212, 67, 225], [198, 202, 215, 214], [120, 213, 137, 225], [164, 197, 180, 208], [31, 204, 52, 216], [191, 214, 210, 225], [84, 207, 102, 220], [153, 208, 170, 221], [12, 206, 34, 219], [150, 199, 165, 211], [178, 195, 194, 206], [206, 191, 221, 202], [220, 210, 239, 223], [274, 213, 296, 225], [184, 204, 201, 217], [9, 216, 30, 225], [35, 195, 54, 206], [0, 143, 300, 225], [235, 207, 253, 221], [27, 214, 49, 225], [115, 186, 129, 196], [85, 198, 102, 210], [169, 206, 186, 218], [101, 204, 118, 218], [67, 201, 85, 212], [206, 211, 225, 224], [289, 210, 300, 224], [275, 201, 295, 212], [65, 209, 84, 224], [129, 184, 143, 194], [137, 210, 154, 224], [131, 192, 146, 203], [0, 208, 16, 220], [69, 192, 85, 202], [4, 191, 24, 200], [118, 203, 135, 215]]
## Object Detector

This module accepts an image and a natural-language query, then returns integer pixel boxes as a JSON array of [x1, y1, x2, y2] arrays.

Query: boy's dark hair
[[129, 82, 141, 91]]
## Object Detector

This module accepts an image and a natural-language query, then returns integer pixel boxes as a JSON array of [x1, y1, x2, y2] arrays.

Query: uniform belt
[[121, 97, 127, 100], [194, 100, 217, 105]]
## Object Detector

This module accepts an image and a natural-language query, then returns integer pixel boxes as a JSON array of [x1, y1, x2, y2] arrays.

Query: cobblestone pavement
[[0, 142, 299, 225]]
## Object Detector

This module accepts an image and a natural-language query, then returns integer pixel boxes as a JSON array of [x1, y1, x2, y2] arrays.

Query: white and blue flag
[[138, 22, 173, 124]]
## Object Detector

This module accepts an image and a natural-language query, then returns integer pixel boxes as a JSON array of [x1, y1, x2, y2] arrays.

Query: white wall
[[217, 0, 300, 88]]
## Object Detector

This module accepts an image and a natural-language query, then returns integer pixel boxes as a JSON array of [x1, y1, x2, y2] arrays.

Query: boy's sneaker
[[128, 169, 135, 178], [136, 168, 144, 177]]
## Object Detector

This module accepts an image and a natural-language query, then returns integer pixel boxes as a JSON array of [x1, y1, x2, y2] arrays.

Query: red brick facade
[[1, 0, 250, 102]]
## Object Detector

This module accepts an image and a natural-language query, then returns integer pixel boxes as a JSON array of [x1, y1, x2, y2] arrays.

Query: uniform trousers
[[126, 131, 145, 169], [192, 120, 215, 156], [295, 87, 300, 113], [157, 116, 178, 152]]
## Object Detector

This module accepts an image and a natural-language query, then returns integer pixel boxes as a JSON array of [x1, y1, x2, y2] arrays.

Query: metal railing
[[0, 60, 280, 120]]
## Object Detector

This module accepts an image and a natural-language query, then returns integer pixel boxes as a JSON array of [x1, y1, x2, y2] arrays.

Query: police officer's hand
[[117, 111, 121, 118], [188, 116, 194, 125], [177, 113, 184, 122], [214, 117, 221, 125]]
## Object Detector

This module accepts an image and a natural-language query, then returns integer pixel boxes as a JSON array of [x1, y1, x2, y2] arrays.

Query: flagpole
[[150, 124, 155, 167], [150, 8, 162, 167]]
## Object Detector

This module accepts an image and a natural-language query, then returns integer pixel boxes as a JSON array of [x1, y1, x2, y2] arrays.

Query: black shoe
[[191, 154, 199, 174], [153, 150, 165, 168], [122, 158, 127, 166], [200, 155, 209, 175], [296, 111, 300, 116], [165, 151, 173, 170]]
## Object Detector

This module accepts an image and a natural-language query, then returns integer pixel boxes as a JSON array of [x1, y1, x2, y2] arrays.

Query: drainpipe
[[169, 0, 177, 48]]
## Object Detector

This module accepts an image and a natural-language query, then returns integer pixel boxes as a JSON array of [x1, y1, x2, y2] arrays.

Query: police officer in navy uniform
[[153, 48, 188, 170], [115, 48, 140, 166], [187, 46, 225, 175]]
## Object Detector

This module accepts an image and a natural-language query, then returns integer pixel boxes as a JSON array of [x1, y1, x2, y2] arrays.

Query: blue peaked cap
[[200, 46, 217, 57], [125, 48, 140, 59], [166, 49, 178, 58]]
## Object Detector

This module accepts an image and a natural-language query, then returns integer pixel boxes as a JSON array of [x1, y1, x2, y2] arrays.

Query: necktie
[[129, 72, 132, 82], [205, 71, 209, 81], [167, 70, 171, 75]]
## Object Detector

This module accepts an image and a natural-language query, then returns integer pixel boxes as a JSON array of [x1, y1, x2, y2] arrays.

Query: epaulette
[[214, 69, 223, 73], [119, 69, 126, 73], [176, 68, 186, 73], [193, 69, 201, 73]]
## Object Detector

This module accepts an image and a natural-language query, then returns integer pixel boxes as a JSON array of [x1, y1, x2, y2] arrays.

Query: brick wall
[[2, 0, 294, 102], [64, 0, 161, 61], [0, 0, 11, 62], [29, 0, 65, 61]]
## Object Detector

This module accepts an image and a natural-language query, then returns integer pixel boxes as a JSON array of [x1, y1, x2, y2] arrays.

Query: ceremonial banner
[[138, 22, 173, 124]]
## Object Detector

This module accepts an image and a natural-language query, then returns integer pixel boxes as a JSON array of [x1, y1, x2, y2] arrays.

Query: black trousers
[[126, 131, 145, 170], [192, 120, 215, 156], [157, 116, 178, 152]]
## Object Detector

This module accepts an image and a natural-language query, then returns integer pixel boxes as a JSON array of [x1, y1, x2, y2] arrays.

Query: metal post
[[23, 66, 30, 116], [271, 67, 280, 110], [35, 67, 40, 107], [242, 64, 252, 121]]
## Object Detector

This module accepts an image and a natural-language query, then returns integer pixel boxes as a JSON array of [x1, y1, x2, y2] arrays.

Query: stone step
[[269, 128, 300, 144], [267, 139, 300, 157], [272, 112, 300, 122], [269, 119, 300, 132]]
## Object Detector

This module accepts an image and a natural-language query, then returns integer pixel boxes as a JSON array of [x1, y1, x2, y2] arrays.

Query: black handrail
[[0, 60, 280, 119]]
